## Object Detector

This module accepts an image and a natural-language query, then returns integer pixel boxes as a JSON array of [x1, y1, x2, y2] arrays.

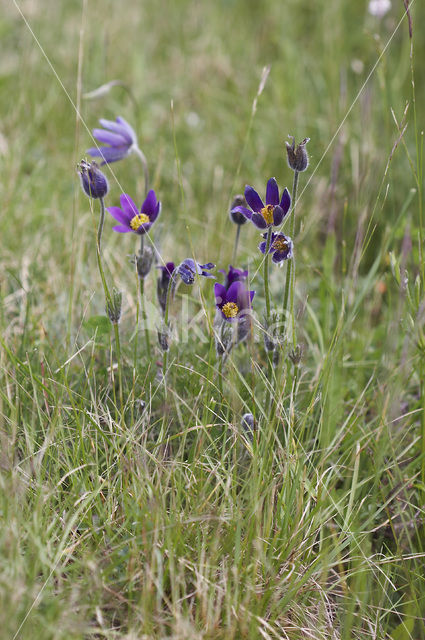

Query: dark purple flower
[[259, 232, 293, 264], [214, 281, 255, 323], [157, 262, 176, 314], [219, 265, 248, 288], [107, 191, 161, 235], [229, 194, 248, 226], [87, 116, 137, 165], [231, 178, 291, 230], [78, 160, 109, 199], [177, 259, 215, 285]]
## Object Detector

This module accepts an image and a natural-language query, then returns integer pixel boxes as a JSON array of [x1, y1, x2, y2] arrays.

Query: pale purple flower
[[87, 116, 137, 165]]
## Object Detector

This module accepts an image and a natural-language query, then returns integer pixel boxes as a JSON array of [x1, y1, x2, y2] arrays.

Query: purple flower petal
[[141, 190, 157, 216], [93, 129, 128, 147], [231, 205, 252, 220], [200, 263, 215, 270], [113, 224, 132, 233], [249, 290, 255, 303], [98, 118, 134, 145], [120, 193, 139, 218], [149, 201, 161, 223], [226, 281, 243, 304], [251, 213, 267, 229], [272, 251, 287, 263], [280, 187, 291, 214], [107, 206, 132, 225], [266, 178, 279, 206], [137, 222, 152, 235], [86, 146, 129, 164], [116, 117, 137, 145], [273, 205, 284, 226], [214, 283, 227, 304], [244, 186, 264, 213], [258, 240, 268, 254]]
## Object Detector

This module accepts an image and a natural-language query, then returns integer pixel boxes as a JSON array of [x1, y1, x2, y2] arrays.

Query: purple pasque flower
[[259, 231, 293, 264], [219, 265, 248, 288], [214, 281, 255, 322], [78, 160, 109, 199], [87, 116, 137, 165], [177, 259, 215, 285], [107, 190, 161, 235], [231, 177, 291, 230]]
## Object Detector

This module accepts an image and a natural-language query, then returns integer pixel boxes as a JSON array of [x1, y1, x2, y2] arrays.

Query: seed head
[[285, 136, 310, 173]]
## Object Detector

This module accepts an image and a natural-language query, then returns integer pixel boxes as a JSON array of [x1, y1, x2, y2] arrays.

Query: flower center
[[272, 237, 289, 252], [222, 302, 239, 318], [130, 213, 150, 230], [260, 204, 274, 225]]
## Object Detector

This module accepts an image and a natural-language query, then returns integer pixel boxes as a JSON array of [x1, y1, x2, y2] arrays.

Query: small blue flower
[[177, 259, 215, 285], [87, 116, 137, 165]]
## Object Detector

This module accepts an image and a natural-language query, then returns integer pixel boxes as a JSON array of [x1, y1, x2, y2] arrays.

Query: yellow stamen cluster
[[272, 237, 289, 252], [222, 302, 239, 318], [130, 213, 150, 230], [260, 204, 274, 225]]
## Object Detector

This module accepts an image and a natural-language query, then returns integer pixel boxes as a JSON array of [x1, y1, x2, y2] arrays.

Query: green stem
[[138, 236, 152, 360], [113, 322, 124, 415], [264, 227, 272, 320], [232, 225, 241, 263], [282, 171, 299, 335], [96, 199, 111, 308], [97, 199, 123, 416], [133, 145, 149, 196], [162, 275, 175, 381]]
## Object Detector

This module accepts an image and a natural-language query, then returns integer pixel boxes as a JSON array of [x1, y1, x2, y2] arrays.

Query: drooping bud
[[136, 246, 154, 279], [106, 288, 122, 325], [241, 413, 255, 439], [156, 263, 176, 315], [78, 160, 109, 199], [157, 323, 170, 352], [285, 137, 310, 173], [229, 194, 248, 226]]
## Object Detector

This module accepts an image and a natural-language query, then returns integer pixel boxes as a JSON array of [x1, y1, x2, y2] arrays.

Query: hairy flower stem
[[138, 236, 151, 360], [282, 170, 299, 335], [113, 322, 124, 415], [162, 275, 175, 381], [133, 145, 149, 196], [264, 227, 272, 320], [232, 225, 241, 263], [97, 198, 123, 415]]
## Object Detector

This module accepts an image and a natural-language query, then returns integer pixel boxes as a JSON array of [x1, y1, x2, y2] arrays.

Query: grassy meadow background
[[1, 0, 425, 637]]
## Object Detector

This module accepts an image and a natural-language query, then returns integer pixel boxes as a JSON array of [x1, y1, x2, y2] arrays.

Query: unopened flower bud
[[215, 321, 234, 357], [78, 160, 109, 199], [229, 194, 248, 226], [106, 288, 122, 325], [157, 323, 170, 352], [285, 136, 310, 173], [288, 344, 304, 366], [241, 413, 255, 439], [272, 347, 280, 368], [136, 246, 154, 279]]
